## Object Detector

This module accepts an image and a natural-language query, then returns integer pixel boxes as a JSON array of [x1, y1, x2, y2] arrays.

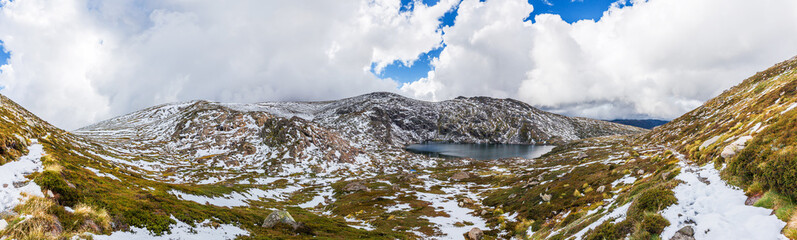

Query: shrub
[[640, 213, 669, 234], [760, 150, 797, 200], [627, 187, 677, 220], [35, 171, 79, 206]]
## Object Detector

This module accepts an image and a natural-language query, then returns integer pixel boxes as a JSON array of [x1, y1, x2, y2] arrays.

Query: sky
[[0, 0, 796, 130]]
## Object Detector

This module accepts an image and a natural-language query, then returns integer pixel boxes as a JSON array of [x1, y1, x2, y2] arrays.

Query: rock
[[537, 175, 544, 181], [263, 210, 300, 229], [46, 190, 54, 198], [463, 198, 475, 204], [721, 136, 752, 159], [450, 172, 471, 181], [540, 193, 552, 202], [343, 181, 370, 192], [466, 227, 484, 240], [745, 193, 763, 206], [2, 183, 7, 188], [637, 169, 645, 175], [697, 176, 710, 185], [670, 226, 695, 240], [596, 186, 606, 193], [83, 219, 102, 232], [12, 181, 27, 188], [576, 152, 588, 159], [480, 210, 489, 216]]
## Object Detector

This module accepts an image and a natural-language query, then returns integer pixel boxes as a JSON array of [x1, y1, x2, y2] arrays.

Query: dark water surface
[[405, 143, 556, 160]]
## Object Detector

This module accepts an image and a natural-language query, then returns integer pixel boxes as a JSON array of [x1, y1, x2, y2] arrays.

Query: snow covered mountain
[[4, 56, 796, 239]]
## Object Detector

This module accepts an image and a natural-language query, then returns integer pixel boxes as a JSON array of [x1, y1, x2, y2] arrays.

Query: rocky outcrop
[[450, 172, 471, 181], [670, 226, 695, 240], [466, 227, 484, 240], [721, 136, 752, 159], [343, 181, 369, 192]]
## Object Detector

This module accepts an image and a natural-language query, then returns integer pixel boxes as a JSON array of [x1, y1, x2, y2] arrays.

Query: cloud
[[1, 0, 796, 129], [0, 0, 456, 129], [403, 0, 797, 120]]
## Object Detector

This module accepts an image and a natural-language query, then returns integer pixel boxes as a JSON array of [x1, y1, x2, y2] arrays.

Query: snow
[[573, 202, 631, 239], [414, 176, 488, 239], [660, 163, 787, 239], [611, 175, 636, 187], [0, 140, 45, 212], [385, 203, 412, 212], [171, 185, 301, 207], [782, 102, 797, 114], [94, 216, 248, 240], [86, 167, 120, 181]]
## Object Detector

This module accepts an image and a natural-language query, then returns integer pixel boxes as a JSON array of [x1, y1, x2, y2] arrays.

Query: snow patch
[[0, 141, 45, 212], [660, 163, 787, 239], [94, 216, 248, 240]]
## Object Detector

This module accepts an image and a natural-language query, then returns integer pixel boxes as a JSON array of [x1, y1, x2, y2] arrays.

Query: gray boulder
[[343, 181, 370, 192], [670, 226, 695, 240], [466, 227, 484, 240], [450, 172, 471, 181]]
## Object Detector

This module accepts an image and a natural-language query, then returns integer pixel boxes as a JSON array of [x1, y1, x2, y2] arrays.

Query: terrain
[[0, 56, 796, 240]]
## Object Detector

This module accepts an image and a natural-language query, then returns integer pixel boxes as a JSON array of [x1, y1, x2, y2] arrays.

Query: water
[[405, 143, 556, 160]]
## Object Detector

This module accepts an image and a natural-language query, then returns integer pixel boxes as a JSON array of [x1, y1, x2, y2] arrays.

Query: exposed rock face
[[670, 226, 695, 240], [343, 181, 369, 192], [721, 136, 752, 159], [263, 210, 297, 228], [466, 227, 484, 240], [450, 172, 471, 181], [72, 92, 644, 183], [540, 193, 552, 202]]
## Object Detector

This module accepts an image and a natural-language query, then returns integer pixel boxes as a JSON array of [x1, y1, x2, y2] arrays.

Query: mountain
[[3, 56, 796, 239], [609, 119, 669, 129], [72, 93, 644, 182]]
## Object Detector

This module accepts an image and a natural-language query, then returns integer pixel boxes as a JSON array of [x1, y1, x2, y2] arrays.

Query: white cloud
[[0, 0, 456, 129], [1, 0, 796, 129], [404, 0, 797, 120]]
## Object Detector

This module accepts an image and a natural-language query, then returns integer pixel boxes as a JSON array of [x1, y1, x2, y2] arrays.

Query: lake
[[405, 143, 556, 160]]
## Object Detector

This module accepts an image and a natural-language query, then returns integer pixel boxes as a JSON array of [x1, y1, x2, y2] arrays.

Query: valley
[[1, 56, 797, 239]]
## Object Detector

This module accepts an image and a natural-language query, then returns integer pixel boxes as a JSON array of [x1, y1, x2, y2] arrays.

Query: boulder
[[540, 193, 552, 202], [596, 186, 606, 193], [721, 136, 752, 159], [450, 172, 471, 181], [343, 181, 370, 192], [670, 226, 695, 240], [466, 227, 484, 240], [263, 210, 297, 228]]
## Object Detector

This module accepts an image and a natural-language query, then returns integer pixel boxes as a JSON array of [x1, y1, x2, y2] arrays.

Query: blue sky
[[376, 0, 624, 84], [0, 41, 6, 91]]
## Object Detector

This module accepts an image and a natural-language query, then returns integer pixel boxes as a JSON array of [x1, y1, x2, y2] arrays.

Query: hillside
[[71, 93, 643, 183], [2, 56, 796, 239]]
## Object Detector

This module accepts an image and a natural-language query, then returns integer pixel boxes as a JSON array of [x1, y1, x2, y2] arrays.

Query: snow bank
[[0, 140, 45, 212], [94, 216, 248, 240], [660, 163, 787, 239]]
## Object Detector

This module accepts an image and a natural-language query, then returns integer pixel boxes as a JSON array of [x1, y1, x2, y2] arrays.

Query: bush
[[585, 220, 632, 240], [628, 187, 676, 220], [35, 171, 79, 206], [640, 214, 669, 234], [761, 150, 797, 200]]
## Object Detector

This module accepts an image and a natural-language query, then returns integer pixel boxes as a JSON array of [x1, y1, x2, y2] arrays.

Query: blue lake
[[405, 143, 556, 160]]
